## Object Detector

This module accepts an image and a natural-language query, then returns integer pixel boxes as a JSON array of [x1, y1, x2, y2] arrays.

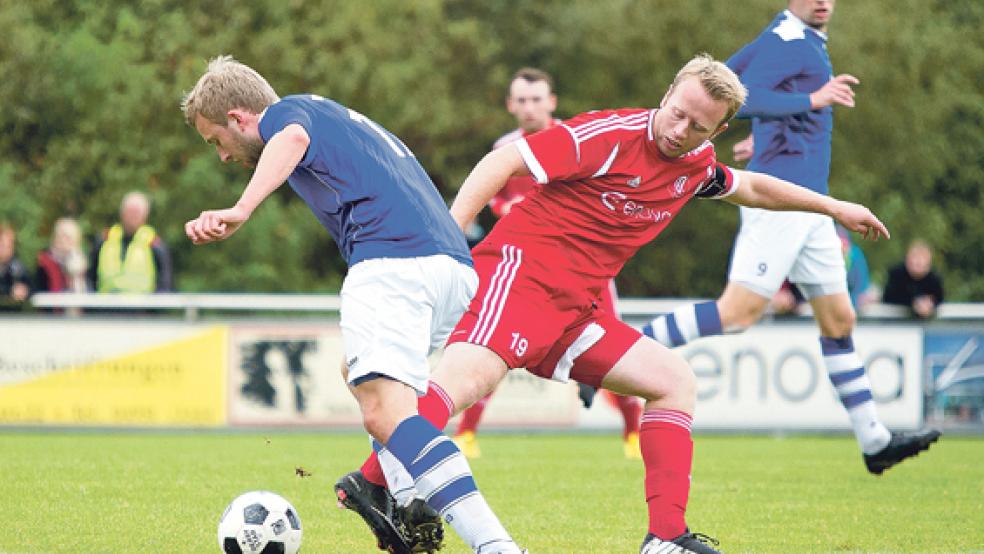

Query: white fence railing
[[11, 293, 984, 431], [29, 292, 984, 321]]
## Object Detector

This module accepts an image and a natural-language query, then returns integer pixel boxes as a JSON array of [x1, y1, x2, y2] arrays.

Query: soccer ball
[[218, 491, 303, 554]]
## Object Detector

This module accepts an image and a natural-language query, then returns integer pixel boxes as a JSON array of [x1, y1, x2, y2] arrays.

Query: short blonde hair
[[181, 55, 280, 126], [671, 53, 747, 124]]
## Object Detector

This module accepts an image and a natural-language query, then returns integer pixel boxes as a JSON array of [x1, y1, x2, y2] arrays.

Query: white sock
[[821, 336, 892, 454], [374, 442, 417, 506]]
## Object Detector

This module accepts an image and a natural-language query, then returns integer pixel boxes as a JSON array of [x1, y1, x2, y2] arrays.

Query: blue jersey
[[727, 10, 834, 194], [258, 95, 471, 267]]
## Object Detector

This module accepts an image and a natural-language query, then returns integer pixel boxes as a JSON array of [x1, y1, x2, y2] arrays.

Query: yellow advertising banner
[[0, 325, 227, 426]]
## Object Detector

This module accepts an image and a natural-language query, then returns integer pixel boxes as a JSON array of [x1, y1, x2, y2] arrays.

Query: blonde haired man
[[353, 53, 890, 553], [452, 67, 647, 461], [181, 55, 525, 554]]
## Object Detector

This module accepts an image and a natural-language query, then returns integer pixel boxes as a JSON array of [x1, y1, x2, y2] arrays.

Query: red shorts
[[447, 241, 641, 387]]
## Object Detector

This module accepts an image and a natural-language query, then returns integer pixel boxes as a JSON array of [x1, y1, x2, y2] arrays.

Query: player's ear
[[547, 93, 558, 112], [227, 109, 248, 130]]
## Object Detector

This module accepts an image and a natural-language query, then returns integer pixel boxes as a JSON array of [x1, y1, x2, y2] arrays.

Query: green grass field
[[1, 432, 981, 553]]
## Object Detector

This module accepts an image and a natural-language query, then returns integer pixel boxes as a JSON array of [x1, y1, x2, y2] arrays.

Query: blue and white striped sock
[[643, 301, 723, 347], [387, 416, 520, 553], [821, 336, 891, 454], [372, 439, 417, 506]]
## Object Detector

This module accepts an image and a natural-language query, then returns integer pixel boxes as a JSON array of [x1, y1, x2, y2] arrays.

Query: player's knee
[[355, 388, 401, 441], [821, 308, 856, 338], [839, 308, 857, 332], [716, 297, 766, 333], [718, 304, 760, 333], [642, 356, 695, 405], [672, 361, 697, 401], [360, 405, 395, 443]]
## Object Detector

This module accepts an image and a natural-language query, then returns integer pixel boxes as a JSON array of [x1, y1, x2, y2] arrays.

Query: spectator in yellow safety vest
[[89, 191, 173, 293]]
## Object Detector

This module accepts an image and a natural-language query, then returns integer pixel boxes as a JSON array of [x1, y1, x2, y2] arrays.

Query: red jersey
[[488, 120, 560, 218], [489, 108, 740, 285]]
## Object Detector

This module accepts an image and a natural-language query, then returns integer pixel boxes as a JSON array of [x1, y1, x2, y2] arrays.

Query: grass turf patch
[[0, 432, 980, 553]]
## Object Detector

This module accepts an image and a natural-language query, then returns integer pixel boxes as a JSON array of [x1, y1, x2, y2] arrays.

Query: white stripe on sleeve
[[514, 139, 548, 184]]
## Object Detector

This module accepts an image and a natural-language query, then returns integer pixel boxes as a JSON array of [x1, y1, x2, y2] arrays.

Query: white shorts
[[341, 254, 478, 395], [728, 207, 847, 299]]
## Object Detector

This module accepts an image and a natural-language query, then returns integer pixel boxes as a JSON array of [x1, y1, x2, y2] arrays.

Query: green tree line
[[1, 0, 981, 298]]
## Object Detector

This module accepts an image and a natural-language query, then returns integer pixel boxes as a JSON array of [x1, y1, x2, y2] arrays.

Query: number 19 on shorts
[[510, 332, 529, 357]]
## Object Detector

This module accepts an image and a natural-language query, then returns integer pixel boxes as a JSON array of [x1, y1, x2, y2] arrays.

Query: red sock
[[456, 390, 494, 434], [359, 381, 456, 486], [640, 409, 693, 539]]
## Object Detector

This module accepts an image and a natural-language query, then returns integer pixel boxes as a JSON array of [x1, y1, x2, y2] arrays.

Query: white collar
[[782, 9, 828, 41]]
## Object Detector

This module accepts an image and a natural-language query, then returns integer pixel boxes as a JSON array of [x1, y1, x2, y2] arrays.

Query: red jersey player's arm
[[728, 169, 891, 241], [449, 144, 529, 231]]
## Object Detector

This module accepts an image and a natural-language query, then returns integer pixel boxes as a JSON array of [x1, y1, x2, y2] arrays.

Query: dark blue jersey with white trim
[[727, 10, 834, 194], [258, 95, 471, 267]]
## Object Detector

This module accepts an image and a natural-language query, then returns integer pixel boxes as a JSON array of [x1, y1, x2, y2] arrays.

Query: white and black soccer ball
[[218, 491, 303, 554]]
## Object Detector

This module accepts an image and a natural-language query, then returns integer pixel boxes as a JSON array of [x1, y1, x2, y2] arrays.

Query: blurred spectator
[[36, 217, 89, 293], [770, 280, 804, 315], [0, 223, 30, 311], [89, 191, 173, 293], [770, 226, 874, 315], [838, 225, 876, 308], [883, 239, 944, 319]]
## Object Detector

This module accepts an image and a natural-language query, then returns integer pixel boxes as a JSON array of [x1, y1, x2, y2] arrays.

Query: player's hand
[[810, 74, 860, 109], [732, 134, 754, 162], [185, 205, 250, 245], [831, 200, 890, 241]]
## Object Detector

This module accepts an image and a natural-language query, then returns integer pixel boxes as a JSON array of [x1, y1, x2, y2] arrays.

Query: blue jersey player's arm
[[234, 124, 309, 215], [727, 37, 813, 118], [186, 122, 310, 244]]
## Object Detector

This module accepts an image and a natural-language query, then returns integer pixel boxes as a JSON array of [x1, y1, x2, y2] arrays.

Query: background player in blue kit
[[181, 56, 525, 554], [643, 0, 940, 474]]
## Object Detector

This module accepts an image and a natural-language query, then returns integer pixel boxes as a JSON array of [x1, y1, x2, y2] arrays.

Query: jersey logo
[[671, 176, 689, 198], [600, 191, 672, 223], [627, 176, 641, 188]]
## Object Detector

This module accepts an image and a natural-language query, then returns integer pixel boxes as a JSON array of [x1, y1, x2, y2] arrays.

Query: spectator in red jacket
[[36, 217, 89, 293]]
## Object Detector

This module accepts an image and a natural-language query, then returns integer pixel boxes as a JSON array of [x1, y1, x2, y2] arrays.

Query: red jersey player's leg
[[529, 314, 704, 548]]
